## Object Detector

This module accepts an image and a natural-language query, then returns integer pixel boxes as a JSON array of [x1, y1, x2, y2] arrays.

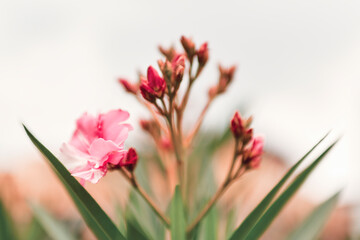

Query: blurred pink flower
[[61, 109, 133, 184]]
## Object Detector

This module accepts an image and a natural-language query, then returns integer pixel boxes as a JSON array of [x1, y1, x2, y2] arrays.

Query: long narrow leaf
[[0, 198, 17, 240], [243, 140, 338, 240], [229, 133, 329, 240], [170, 186, 186, 240], [23, 125, 125, 240], [288, 191, 340, 240], [30, 203, 76, 240]]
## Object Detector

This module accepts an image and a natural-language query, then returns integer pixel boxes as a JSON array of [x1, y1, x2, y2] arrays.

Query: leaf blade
[[288, 191, 340, 240], [170, 186, 186, 240], [30, 203, 76, 240]]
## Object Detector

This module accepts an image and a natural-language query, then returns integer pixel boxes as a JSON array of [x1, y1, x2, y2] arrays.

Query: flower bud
[[122, 148, 138, 171], [197, 42, 209, 67], [231, 111, 245, 138], [180, 36, 196, 61], [140, 81, 156, 103], [172, 54, 186, 83], [159, 45, 177, 61], [217, 65, 237, 94], [118, 78, 138, 95], [242, 137, 264, 168], [208, 86, 218, 99], [140, 119, 160, 140]]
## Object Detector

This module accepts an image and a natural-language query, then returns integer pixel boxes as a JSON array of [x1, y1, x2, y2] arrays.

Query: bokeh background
[[1, 0, 360, 238]]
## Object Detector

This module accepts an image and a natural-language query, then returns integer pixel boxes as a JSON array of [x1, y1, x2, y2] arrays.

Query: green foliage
[[0, 198, 17, 240], [30, 203, 76, 240], [288, 191, 340, 240], [23, 125, 126, 240], [170, 186, 186, 240]]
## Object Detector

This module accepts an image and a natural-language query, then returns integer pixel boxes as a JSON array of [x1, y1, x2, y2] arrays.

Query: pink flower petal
[[70, 113, 98, 153], [88, 138, 122, 166]]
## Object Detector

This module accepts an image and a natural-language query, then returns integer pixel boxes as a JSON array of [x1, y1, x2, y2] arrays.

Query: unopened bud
[[230, 111, 245, 138], [197, 42, 209, 67], [218, 65, 237, 94], [123, 148, 138, 171], [180, 36, 196, 61], [242, 137, 264, 169], [140, 119, 160, 140], [159, 45, 177, 61], [118, 78, 138, 95]]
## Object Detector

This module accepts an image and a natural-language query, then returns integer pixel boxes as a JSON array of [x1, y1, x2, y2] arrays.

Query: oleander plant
[[1, 36, 341, 240]]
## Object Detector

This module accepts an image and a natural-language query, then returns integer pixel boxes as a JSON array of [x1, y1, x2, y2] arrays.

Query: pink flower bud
[[197, 42, 209, 67], [242, 137, 264, 168], [122, 148, 138, 171], [147, 66, 166, 98], [180, 36, 196, 60], [172, 54, 186, 82], [118, 78, 138, 95], [231, 111, 245, 138]]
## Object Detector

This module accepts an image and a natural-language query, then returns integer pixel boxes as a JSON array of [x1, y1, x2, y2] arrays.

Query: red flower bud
[[231, 111, 245, 138], [140, 82, 156, 103], [180, 36, 196, 61], [122, 148, 138, 171], [118, 78, 138, 95], [242, 137, 264, 168], [197, 42, 209, 67], [140, 66, 166, 102], [147, 66, 166, 98]]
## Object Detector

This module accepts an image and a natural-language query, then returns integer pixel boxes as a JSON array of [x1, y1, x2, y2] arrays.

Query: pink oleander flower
[[61, 109, 133, 184], [243, 136, 264, 168]]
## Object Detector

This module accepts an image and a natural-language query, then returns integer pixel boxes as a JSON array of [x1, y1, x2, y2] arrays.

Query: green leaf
[[198, 206, 219, 240], [229, 133, 329, 240], [23, 125, 126, 240], [115, 204, 127, 237], [0, 198, 17, 240], [288, 191, 340, 240], [125, 189, 164, 240], [25, 218, 46, 240], [30, 203, 76, 240], [170, 186, 186, 240], [243, 140, 338, 240]]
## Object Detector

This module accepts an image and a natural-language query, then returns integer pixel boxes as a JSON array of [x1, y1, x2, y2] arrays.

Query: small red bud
[[197, 42, 209, 67], [231, 111, 245, 138], [123, 148, 138, 171], [242, 137, 264, 168]]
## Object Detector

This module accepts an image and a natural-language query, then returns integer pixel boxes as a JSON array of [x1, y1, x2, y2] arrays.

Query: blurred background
[[1, 0, 359, 238]]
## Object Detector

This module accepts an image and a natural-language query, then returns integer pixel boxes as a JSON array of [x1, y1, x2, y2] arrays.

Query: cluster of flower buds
[[230, 111, 263, 169]]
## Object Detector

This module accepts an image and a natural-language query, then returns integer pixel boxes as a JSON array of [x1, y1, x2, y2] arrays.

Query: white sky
[[1, 0, 360, 205]]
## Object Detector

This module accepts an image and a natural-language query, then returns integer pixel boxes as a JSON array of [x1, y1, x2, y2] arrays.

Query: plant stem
[[119, 169, 171, 228], [185, 97, 213, 146]]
